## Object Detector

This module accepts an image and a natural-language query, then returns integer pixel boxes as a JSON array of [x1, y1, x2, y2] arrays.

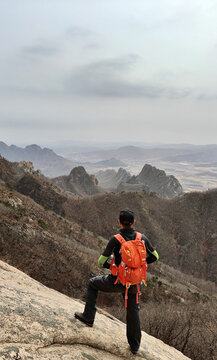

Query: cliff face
[[52, 166, 104, 197], [123, 164, 183, 198], [0, 260, 190, 360], [96, 168, 131, 189], [135, 164, 183, 198], [96, 164, 183, 198]]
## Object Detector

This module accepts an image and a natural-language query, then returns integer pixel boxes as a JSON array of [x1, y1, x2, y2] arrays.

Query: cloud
[[22, 45, 59, 57], [0, 85, 59, 97], [66, 55, 191, 99], [197, 94, 217, 101], [66, 26, 91, 38], [83, 42, 101, 50], [0, 118, 46, 129], [67, 26, 101, 50]]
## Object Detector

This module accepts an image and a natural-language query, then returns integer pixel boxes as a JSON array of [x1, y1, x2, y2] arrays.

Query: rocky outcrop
[[0, 154, 17, 184], [96, 168, 131, 189], [0, 156, 42, 185], [134, 164, 183, 198], [13, 161, 42, 177], [96, 164, 183, 198], [16, 173, 67, 215], [0, 260, 190, 360], [119, 164, 183, 198], [0, 156, 69, 214], [52, 166, 104, 197]]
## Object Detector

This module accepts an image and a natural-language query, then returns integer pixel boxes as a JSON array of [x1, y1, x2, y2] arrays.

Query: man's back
[[102, 227, 158, 267]]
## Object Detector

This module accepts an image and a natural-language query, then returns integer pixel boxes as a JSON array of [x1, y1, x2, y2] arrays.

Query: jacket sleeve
[[142, 235, 159, 264], [98, 237, 118, 268]]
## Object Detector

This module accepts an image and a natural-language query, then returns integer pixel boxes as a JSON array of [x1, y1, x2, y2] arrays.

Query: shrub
[[38, 219, 48, 230]]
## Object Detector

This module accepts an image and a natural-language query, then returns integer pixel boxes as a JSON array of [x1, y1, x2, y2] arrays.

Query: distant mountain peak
[[25, 144, 42, 150], [0, 141, 75, 177], [52, 166, 104, 197]]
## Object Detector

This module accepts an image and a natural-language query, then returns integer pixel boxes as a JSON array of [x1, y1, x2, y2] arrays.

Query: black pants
[[83, 274, 141, 351]]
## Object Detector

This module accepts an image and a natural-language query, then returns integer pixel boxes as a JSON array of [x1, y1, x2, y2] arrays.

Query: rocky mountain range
[[124, 164, 183, 198], [2, 141, 217, 194], [0, 155, 215, 284], [51, 163, 183, 199], [0, 155, 216, 359], [72, 144, 217, 164], [0, 142, 75, 177], [52, 166, 104, 197], [96, 164, 183, 198]]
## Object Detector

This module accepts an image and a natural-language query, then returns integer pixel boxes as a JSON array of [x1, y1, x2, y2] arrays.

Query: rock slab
[[0, 261, 190, 359]]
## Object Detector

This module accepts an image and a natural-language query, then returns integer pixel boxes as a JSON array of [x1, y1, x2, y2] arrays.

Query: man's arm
[[98, 255, 110, 267], [98, 237, 117, 268], [142, 235, 159, 264]]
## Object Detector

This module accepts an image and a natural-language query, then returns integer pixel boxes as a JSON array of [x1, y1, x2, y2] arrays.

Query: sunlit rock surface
[[0, 260, 189, 360]]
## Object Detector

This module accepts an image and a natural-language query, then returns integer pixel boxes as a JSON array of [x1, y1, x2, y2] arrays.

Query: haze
[[0, 0, 217, 146]]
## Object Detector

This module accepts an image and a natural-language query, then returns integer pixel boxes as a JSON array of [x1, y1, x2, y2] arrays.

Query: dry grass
[[97, 278, 217, 360]]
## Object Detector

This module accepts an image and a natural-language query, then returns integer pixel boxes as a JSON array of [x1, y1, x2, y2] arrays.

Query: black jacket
[[102, 228, 158, 268]]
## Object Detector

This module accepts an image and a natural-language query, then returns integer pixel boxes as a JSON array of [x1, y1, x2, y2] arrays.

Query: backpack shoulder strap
[[135, 232, 142, 241], [114, 234, 126, 245]]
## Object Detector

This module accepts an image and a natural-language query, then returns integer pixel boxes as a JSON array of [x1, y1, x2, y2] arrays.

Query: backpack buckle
[[126, 282, 131, 289]]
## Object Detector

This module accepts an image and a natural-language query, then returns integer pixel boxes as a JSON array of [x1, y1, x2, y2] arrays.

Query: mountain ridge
[[0, 154, 213, 284], [0, 141, 75, 177], [0, 156, 216, 360]]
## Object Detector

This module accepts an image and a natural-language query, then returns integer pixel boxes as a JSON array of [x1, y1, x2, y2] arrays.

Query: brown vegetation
[[0, 156, 216, 360]]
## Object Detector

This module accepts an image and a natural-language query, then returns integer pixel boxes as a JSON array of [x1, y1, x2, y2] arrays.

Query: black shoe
[[130, 348, 139, 355], [74, 312, 94, 327]]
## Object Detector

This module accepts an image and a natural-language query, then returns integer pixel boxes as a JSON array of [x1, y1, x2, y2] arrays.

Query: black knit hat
[[119, 209, 134, 225]]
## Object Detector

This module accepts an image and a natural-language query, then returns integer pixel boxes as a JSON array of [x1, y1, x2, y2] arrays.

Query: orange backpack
[[110, 232, 147, 307]]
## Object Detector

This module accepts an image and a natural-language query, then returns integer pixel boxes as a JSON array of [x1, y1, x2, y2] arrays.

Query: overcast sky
[[0, 0, 217, 147]]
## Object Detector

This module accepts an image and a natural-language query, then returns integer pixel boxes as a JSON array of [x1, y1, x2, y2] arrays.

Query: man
[[75, 208, 159, 355]]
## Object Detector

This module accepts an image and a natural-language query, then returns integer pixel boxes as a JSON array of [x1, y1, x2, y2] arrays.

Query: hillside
[[0, 178, 105, 298], [62, 191, 217, 284], [1, 155, 215, 284], [0, 156, 216, 359]]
